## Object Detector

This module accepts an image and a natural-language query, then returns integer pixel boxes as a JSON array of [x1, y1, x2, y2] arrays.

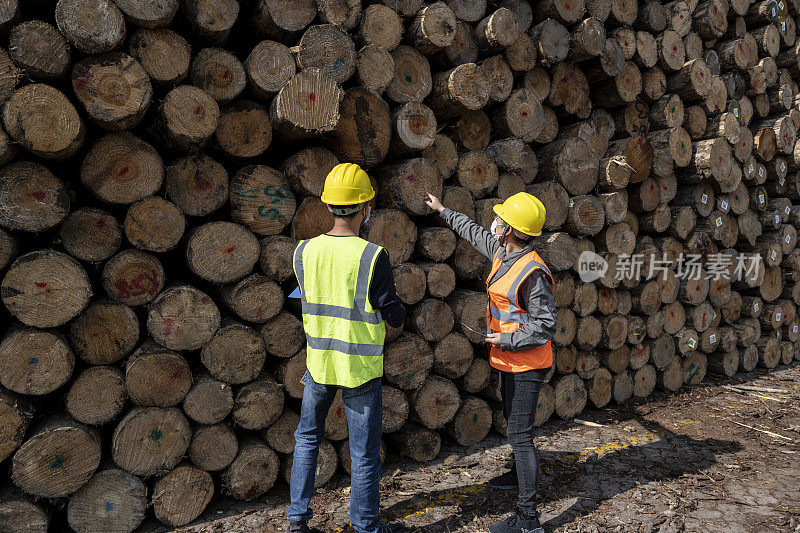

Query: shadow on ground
[[380, 409, 742, 532]]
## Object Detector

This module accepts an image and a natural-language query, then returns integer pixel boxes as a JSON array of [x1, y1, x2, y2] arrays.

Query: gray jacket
[[440, 208, 558, 352]]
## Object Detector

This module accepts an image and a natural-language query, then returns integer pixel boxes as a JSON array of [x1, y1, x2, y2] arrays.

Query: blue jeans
[[288, 371, 383, 533]]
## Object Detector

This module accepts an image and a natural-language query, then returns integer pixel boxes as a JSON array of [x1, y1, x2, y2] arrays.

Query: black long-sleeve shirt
[[440, 208, 557, 352], [368, 248, 406, 328]]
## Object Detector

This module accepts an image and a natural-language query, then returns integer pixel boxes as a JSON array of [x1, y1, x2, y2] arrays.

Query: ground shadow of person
[[378, 405, 742, 532]]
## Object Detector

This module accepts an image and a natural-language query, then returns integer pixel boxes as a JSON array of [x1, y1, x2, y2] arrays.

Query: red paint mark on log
[[169, 367, 185, 382], [309, 92, 316, 102], [226, 246, 235, 254], [32, 191, 45, 201], [35, 282, 46, 288], [97, 217, 106, 228], [405, 174, 418, 183], [118, 166, 129, 176], [194, 106, 202, 115]]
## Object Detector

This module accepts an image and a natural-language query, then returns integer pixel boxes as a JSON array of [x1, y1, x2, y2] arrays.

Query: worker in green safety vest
[[287, 163, 406, 533]]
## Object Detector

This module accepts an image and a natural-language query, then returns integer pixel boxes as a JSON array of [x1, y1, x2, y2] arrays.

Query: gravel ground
[[145, 363, 800, 533]]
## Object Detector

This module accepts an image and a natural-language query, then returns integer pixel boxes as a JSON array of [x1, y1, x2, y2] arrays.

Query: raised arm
[[424, 193, 500, 260]]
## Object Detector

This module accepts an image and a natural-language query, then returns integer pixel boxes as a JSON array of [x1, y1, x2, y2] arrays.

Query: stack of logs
[[0, 0, 799, 530]]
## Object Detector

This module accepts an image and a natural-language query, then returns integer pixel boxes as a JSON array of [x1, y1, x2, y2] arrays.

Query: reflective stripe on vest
[[293, 236, 386, 388]]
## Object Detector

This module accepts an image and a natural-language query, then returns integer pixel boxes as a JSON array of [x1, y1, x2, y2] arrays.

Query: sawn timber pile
[[0, 0, 799, 530]]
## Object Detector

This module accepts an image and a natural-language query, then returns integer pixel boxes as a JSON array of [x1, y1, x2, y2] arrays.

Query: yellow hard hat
[[320, 163, 375, 205], [493, 192, 546, 237]]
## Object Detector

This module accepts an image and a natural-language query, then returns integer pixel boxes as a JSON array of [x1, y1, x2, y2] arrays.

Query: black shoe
[[378, 523, 406, 532], [286, 521, 310, 533], [489, 468, 519, 490], [488, 509, 544, 533]]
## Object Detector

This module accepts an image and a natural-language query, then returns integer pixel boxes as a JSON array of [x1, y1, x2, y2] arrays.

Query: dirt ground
[[146, 363, 800, 533]]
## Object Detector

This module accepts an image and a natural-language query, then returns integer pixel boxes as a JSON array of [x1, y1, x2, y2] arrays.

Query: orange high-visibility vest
[[486, 248, 555, 372]]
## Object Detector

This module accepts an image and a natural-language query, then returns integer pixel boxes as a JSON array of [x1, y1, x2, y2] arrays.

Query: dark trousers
[[500, 367, 550, 516]]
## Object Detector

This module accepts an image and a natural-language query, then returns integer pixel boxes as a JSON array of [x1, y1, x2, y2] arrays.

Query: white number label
[[734, 108, 739, 117], [759, 167, 765, 177], [779, 1, 784, 10], [787, 235, 792, 244], [754, 302, 760, 311], [759, 193, 765, 203], [781, 162, 786, 172], [715, 217, 723, 227], [776, 312, 782, 321], [786, 206, 791, 215], [688, 338, 696, 349], [793, 325, 798, 333], [780, 178, 786, 186], [709, 334, 717, 343], [720, 200, 728, 210], [771, 250, 777, 260], [750, 163, 755, 174], [701, 193, 708, 204], [775, 214, 781, 225]]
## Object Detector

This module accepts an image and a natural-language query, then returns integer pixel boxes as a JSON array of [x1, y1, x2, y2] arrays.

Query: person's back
[[287, 163, 405, 533], [294, 234, 386, 387]]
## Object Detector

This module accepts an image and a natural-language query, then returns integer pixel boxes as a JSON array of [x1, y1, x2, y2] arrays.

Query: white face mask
[[490, 217, 508, 243]]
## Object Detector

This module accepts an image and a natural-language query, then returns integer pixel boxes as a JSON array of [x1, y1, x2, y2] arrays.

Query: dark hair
[[329, 204, 363, 220]]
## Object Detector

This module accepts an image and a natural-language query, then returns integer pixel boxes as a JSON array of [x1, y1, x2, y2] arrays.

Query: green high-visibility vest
[[293, 235, 386, 388]]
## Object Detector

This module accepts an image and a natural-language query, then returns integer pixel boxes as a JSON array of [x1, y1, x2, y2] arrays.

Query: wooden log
[[504, 31, 538, 71], [3, 83, 84, 159], [181, 50, 243, 103], [385, 45, 432, 104], [592, 61, 642, 107], [666, 59, 712, 103], [72, 52, 151, 131], [328, 87, 392, 168], [359, 4, 402, 50], [0, 161, 67, 233], [124, 197, 184, 253], [8, 20, 70, 81], [55, 0, 125, 53], [183, 374, 233, 425], [147, 285, 220, 351], [435, 19, 478, 66], [316, 0, 361, 29], [66, 469, 145, 533], [125, 343, 191, 408], [219, 274, 283, 324], [184, 0, 238, 44], [2, 249, 91, 329], [379, 158, 443, 216], [445, 396, 491, 446], [416, 228, 457, 262], [273, 354, 308, 398], [693, 0, 728, 41], [656, 355, 684, 391], [129, 28, 191, 87], [199, 322, 268, 385], [185, 222, 260, 284], [552, 374, 587, 419], [100, 249, 164, 308], [264, 410, 299, 453], [586, 367, 612, 407], [111, 407, 191, 478], [157, 85, 220, 151], [407, 2, 457, 55], [165, 155, 228, 217], [223, 437, 280, 499], [296, 24, 357, 84], [388, 422, 440, 462], [152, 465, 213, 528], [229, 165, 294, 236], [612, 370, 634, 404], [233, 377, 284, 431], [633, 364, 656, 397], [81, 132, 164, 205], [411, 376, 460, 429], [447, 289, 488, 344], [384, 333, 433, 390], [291, 197, 334, 240], [422, 135, 458, 180], [529, 18, 570, 67], [215, 100, 273, 159], [11, 417, 99, 498], [269, 68, 342, 139], [600, 345, 630, 373], [361, 209, 417, 267]]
